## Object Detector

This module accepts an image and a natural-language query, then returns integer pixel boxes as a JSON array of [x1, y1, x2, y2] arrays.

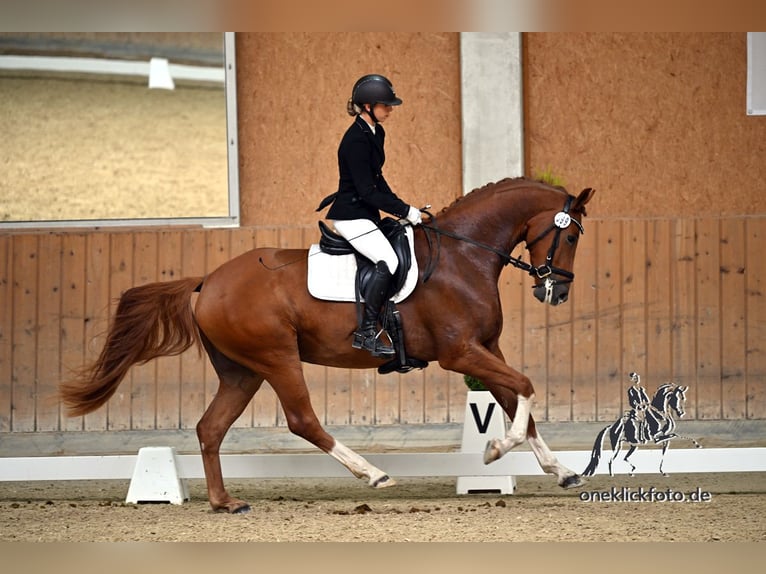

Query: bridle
[[420, 194, 585, 292]]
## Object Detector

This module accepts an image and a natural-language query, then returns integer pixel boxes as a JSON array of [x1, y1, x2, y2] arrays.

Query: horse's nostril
[[558, 292, 568, 304]]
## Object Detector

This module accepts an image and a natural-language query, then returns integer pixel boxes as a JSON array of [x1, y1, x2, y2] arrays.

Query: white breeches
[[332, 219, 399, 274]]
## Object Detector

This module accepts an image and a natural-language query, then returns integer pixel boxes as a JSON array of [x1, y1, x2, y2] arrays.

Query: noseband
[[420, 195, 584, 286]]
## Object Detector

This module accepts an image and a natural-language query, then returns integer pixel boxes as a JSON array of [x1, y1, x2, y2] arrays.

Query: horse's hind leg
[[268, 362, 394, 488], [196, 336, 262, 513]]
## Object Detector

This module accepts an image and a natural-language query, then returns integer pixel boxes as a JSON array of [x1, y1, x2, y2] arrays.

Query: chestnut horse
[[60, 177, 595, 513]]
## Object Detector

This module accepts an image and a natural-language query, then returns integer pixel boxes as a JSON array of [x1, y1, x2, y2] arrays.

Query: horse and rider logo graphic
[[582, 372, 702, 476]]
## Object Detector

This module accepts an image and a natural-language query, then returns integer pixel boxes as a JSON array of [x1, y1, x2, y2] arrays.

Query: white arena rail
[[1, 448, 764, 481], [0, 54, 224, 86]]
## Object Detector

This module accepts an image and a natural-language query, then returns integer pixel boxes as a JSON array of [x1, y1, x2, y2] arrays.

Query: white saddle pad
[[307, 225, 418, 303]]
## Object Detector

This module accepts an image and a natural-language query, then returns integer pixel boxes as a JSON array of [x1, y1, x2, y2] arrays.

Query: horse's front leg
[[452, 345, 584, 488]]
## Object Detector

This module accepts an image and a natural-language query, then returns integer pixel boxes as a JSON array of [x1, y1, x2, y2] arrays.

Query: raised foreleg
[[442, 342, 583, 488]]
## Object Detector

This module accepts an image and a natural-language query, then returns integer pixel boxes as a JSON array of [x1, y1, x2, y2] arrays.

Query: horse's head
[[652, 382, 689, 418], [667, 384, 689, 418], [525, 186, 596, 305]]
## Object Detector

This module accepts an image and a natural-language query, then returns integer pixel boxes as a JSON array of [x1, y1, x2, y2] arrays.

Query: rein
[[420, 195, 583, 283]]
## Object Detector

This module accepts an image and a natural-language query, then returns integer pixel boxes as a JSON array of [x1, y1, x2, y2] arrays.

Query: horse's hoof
[[560, 474, 585, 489], [213, 501, 251, 514], [483, 440, 501, 464], [372, 475, 396, 488]]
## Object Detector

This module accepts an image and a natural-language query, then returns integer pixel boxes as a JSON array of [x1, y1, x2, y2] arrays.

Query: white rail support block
[[125, 446, 188, 505], [148, 57, 175, 90]]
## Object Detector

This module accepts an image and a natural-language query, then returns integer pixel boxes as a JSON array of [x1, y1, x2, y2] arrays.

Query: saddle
[[318, 217, 411, 296], [316, 218, 427, 375]]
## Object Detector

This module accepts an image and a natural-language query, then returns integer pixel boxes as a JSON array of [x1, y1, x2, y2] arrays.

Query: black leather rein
[[418, 195, 583, 284]]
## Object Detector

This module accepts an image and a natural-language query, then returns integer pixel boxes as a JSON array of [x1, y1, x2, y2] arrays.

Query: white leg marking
[[329, 440, 395, 488], [528, 433, 583, 488], [484, 395, 534, 464]]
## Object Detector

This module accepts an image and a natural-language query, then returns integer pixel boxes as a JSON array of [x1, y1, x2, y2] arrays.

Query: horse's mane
[[435, 176, 569, 217]]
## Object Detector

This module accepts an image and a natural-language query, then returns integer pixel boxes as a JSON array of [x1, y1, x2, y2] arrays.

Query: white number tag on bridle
[[554, 211, 571, 229]]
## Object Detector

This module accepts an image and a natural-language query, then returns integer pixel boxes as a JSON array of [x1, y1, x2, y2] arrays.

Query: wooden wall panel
[[130, 231, 159, 430], [0, 216, 765, 450], [35, 234, 62, 431], [671, 219, 698, 390], [571, 224, 597, 421], [12, 234, 38, 432], [720, 219, 747, 419], [106, 232, 133, 430], [156, 230, 183, 430], [82, 233, 109, 431], [0, 236, 10, 432], [59, 234, 86, 432], [645, 220, 673, 385], [746, 218, 766, 419], [621, 220, 647, 406], [595, 221, 622, 420], [696, 220, 722, 419]]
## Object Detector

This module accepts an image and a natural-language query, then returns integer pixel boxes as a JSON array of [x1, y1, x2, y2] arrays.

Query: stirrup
[[352, 329, 395, 357]]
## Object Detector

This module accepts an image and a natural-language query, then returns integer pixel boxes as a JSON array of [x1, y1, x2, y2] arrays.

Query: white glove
[[405, 205, 422, 226]]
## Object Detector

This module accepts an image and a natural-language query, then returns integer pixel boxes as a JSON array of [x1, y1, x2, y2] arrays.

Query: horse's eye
[[566, 234, 577, 246]]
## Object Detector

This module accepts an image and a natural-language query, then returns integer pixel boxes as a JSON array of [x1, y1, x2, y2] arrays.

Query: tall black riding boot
[[353, 261, 395, 357]]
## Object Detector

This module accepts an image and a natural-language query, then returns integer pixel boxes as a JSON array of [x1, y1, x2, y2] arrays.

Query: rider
[[626, 372, 651, 442], [316, 74, 423, 357]]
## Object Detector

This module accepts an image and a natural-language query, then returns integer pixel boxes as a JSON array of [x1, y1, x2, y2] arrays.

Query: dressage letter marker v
[[470, 402, 496, 434]]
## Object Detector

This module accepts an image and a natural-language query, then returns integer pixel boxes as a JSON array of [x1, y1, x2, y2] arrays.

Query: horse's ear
[[573, 187, 595, 212]]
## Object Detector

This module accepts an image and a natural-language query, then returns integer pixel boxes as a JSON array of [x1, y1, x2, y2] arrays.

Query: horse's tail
[[60, 277, 204, 417], [582, 425, 610, 476]]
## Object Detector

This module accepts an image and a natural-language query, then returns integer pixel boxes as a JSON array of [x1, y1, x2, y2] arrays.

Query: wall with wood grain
[[1, 216, 764, 438]]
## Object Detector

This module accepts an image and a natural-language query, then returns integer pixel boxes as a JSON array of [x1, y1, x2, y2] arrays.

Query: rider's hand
[[405, 205, 422, 226]]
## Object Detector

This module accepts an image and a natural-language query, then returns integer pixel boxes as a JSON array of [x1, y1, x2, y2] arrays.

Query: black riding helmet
[[351, 74, 402, 123]]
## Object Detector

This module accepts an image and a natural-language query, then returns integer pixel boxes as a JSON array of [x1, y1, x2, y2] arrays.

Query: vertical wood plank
[[424, 364, 448, 424], [155, 229, 183, 430], [0, 235, 12, 432], [374, 369, 400, 425], [83, 233, 110, 431], [180, 229, 208, 430], [546, 297, 573, 421], [60, 233, 86, 432], [571, 220, 597, 421], [35, 234, 62, 431], [621, 220, 647, 410], [695, 219, 722, 419], [447, 369, 467, 424], [671, 219, 698, 403], [719, 218, 747, 419], [645, 220, 673, 385], [131, 231, 159, 429], [251, 227, 279, 427], [348, 367, 375, 426], [11, 235, 38, 431], [746, 218, 766, 418], [106, 232, 133, 430], [595, 220, 622, 421], [400, 369, 425, 424]]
